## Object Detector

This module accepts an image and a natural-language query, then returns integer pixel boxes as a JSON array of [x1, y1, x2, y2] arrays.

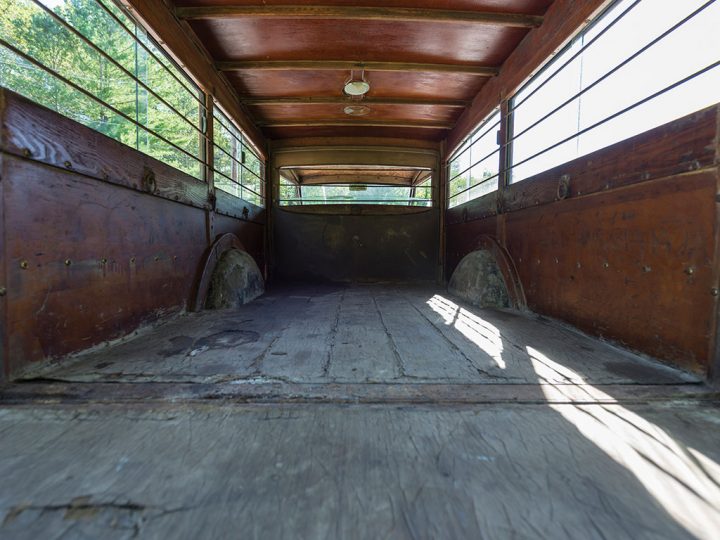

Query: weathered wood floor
[[1, 285, 718, 539]]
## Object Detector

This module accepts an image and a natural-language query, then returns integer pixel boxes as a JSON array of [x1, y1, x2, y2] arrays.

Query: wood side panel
[[213, 213, 266, 273], [445, 216, 498, 277], [3, 155, 209, 375], [0, 90, 211, 211], [505, 171, 718, 373], [446, 0, 610, 154], [504, 106, 719, 213]]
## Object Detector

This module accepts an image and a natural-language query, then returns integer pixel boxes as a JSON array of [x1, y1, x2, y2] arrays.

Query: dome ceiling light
[[343, 68, 370, 97], [344, 104, 371, 116]]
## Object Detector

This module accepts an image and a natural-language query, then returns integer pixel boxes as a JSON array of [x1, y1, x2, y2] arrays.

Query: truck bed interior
[[0, 0, 719, 538]]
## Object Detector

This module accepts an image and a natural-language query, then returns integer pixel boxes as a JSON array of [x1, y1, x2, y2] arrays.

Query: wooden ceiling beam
[[218, 60, 498, 76], [243, 96, 469, 108], [297, 174, 415, 186], [176, 5, 544, 28], [259, 120, 453, 130]]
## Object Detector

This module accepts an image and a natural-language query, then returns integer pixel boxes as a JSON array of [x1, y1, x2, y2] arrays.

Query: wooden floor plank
[[327, 288, 400, 382]]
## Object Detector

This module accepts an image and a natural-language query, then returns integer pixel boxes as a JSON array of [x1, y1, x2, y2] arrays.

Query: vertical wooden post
[[496, 96, 511, 249], [265, 141, 275, 282], [204, 93, 215, 245], [709, 111, 720, 384], [0, 94, 6, 382], [438, 141, 447, 284]]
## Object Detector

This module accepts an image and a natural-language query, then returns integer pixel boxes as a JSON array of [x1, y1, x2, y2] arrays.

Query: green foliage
[[0, 0, 204, 178]]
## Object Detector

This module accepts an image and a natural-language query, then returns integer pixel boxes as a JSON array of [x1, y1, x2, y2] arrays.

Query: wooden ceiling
[[171, 1, 554, 142]]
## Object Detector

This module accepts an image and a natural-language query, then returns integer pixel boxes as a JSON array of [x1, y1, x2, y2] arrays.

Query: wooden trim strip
[[218, 60, 498, 76], [259, 120, 452, 129], [176, 5, 544, 28], [243, 96, 469, 108]]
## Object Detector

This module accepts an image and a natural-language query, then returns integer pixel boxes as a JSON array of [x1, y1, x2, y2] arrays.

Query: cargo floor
[[1, 284, 718, 539]]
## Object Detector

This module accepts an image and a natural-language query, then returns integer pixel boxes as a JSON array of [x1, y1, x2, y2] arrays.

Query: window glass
[[510, 0, 720, 183], [447, 110, 500, 208], [0, 0, 205, 178]]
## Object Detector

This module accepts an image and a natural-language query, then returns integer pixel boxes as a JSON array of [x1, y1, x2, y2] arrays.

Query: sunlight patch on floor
[[427, 295, 505, 369], [532, 345, 720, 539]]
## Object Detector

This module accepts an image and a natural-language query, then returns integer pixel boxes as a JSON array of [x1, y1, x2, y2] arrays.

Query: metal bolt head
[[19, 260, 28, 269], [685, 267, 695, 276], [100, 258, 107, 264], [642, 265, 652, 273], [0, 287, 6, 297], [712, 288, 719, 297], [64, 259, 72, 266], [603, 262, 610, 269]]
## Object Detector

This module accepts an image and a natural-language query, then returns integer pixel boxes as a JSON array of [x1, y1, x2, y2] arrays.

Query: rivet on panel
[[64, 259, 72, 266], [712, 288, 719, 297], [603, 262, 610, 269], [100, 258, 107, 265], [19, 260, 29, 269], [642, 265, 652, 273], [0, 287, 6, 297], [685, 267, 695, 276]]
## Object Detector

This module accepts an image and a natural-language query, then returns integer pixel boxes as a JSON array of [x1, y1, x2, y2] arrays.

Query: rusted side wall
[[274, 207, 439, 283], [445, 106, 720, 375], [0, 90, 265, 380]]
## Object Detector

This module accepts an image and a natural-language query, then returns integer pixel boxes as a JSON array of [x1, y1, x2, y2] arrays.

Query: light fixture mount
[[343, 68, 370, 96]]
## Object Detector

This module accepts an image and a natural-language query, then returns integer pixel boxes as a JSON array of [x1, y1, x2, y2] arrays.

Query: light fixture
[[343, 69, 370, 96], [344, 104, 371, 116]]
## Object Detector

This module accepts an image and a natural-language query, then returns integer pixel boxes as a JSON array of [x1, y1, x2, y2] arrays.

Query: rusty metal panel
[[274, 207, 439, 282]]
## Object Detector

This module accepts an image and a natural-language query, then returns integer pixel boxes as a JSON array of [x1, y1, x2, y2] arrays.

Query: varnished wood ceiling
[[172, 1, 554, 141]]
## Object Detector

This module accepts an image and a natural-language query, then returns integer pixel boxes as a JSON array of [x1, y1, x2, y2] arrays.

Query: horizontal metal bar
[[507, 60, 720, 176], [447, 115, 501, 164], [213, 168, 264, 199], [218, 60, 498, 76], [243, 96, 469, 108], [0, 38, 205, 171], [258, 120, 453, 129], [96, 0, 205, 109], [510, 0, 643, 111], [177, 5, 543, 27], [212, 142, 263, 182], [448, 172, 500, 199], [213, 105, 263, 162], [31, 0, 205, 138], [508, 0, 717, 147], [449, 147, 500, 183]]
